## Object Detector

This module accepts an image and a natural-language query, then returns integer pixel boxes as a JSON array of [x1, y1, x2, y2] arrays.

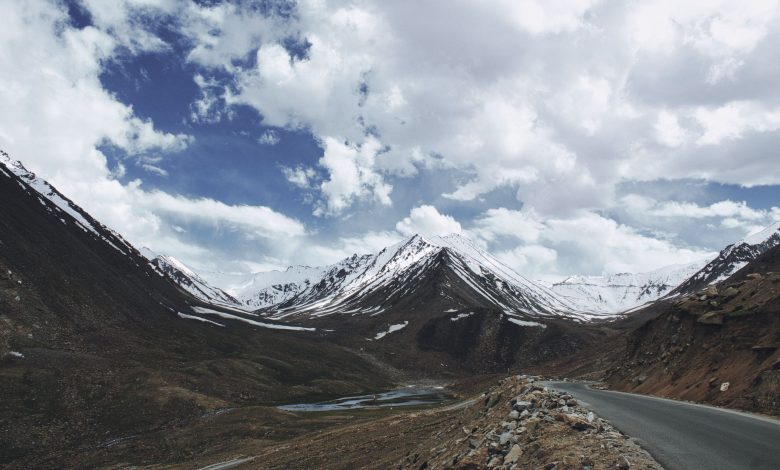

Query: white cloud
[[694, 101, 780, 146], [396, 205, 462, 237], [258, 129, 281, 145], [139, 191, 306, 239], [468, 208, 714, 276], [467, 208, 544, 244], [655, 110, 688, 147], [282, 166, 317, 189], [315, 136, 392, 215], [180, 0, 780, 214]]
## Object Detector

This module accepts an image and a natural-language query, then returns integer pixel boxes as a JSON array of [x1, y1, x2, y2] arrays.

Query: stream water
[[277, 386, 452, 412]]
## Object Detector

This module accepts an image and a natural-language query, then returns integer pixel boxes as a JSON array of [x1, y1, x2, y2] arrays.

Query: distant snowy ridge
[[232, 234, 614, 321], [550, 261, 707, 314]]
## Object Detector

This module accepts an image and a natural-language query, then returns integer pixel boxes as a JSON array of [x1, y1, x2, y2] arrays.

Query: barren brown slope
[[603, 245, 780, 415]]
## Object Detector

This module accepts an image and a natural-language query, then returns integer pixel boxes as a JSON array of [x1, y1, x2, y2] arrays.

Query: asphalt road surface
[[546, 382, 780, 470]]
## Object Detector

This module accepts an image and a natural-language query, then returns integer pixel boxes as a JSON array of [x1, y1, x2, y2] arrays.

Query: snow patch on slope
[[374, 321, 409, 339], [191, 307, 316, 331]]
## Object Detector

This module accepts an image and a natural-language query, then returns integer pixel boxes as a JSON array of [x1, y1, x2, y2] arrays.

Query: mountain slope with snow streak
[[671, 221, 780, 296], [141, 250, 242, 307], [0, 151, 139, 258]]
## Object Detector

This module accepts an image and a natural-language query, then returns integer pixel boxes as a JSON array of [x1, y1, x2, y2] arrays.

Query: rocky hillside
[[605, 245, 780, 415], [0, 152, 393, 468]]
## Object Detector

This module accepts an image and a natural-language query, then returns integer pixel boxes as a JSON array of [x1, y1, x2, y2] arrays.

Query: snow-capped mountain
[[550, 261, 707, 314], [140, 250, 241, 306], [233, 234, 613, 321], [671, 221, 780, 296]]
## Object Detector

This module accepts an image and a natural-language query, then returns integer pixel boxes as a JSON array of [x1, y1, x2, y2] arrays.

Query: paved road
[[546, 382, 780, 470]]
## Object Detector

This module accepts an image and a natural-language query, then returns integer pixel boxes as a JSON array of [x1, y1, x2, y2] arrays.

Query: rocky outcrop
[[413, 375, 660, 469]]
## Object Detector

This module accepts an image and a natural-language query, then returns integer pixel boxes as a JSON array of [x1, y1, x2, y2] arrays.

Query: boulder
[[513, 400, 533, 411], [722, 286, 740, 298]]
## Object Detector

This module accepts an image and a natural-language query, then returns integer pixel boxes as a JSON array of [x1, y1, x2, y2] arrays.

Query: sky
[[1, 0, 779, 281]]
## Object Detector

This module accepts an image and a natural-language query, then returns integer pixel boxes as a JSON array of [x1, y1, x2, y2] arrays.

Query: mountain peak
[[741, 221, 780, 246]]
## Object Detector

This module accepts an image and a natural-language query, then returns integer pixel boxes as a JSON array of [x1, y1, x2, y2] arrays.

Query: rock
[[617, 455, 631, 469], [705, 285, 719, 297], [520, 409, 530, 418], [499, 432, 512, 445], [566, 399, 577, 406], [505, 444, 522, 464], [544, 462, 559, 470], [746, 273, 763, 280], [513, 400, 533, 411], [468, 438, 482, 449], [508, 410, 520, 420], [634, 374, 648, 385], [720, 382, 730, 392], [587, 411, 594, 423], [487, 456, 503, 467], [699, 295, 708, 301], [697, 312, 723, 325], [485, 393, 501, 409], [722, 286, 740, 298]]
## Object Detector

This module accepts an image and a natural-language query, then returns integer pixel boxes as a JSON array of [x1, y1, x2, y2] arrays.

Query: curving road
[[546, 382, 780, 470]]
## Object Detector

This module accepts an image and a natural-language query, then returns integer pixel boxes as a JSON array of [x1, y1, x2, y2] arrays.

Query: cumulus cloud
[[139, 191, 306, 239], [467, 208, 715, 277], [396, 205, 463, 237], [315, 136, 392, 215], [282, 165, 317, 188], [182, 0, 780, 215]]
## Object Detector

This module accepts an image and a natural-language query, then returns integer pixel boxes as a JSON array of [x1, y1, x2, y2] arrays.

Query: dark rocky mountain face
[[604, 245, 780, 415], [0, 154, 393, 468]]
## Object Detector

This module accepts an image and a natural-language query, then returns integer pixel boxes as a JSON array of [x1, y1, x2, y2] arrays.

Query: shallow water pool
[[277, 386, 452, 412]]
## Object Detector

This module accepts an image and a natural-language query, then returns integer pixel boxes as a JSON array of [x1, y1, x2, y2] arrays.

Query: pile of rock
[[450, 375, 661, 470]]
